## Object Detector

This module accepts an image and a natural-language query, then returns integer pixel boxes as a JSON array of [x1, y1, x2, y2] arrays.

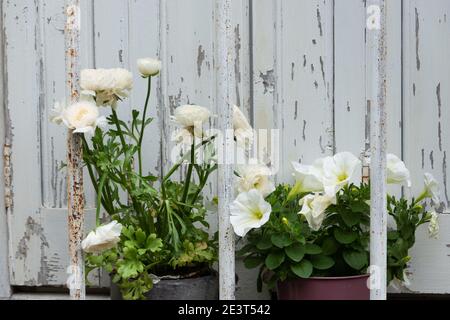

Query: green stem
[[138, 77, 152, 177], [96, 174, 108, 227], [111, 109, 127, 150], [182, 140, 195, 203]]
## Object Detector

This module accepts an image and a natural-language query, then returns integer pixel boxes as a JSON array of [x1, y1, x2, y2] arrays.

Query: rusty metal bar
[[216, 0, 236, 300], [65, 0, 85, 300], [366, 0, 388, 300]]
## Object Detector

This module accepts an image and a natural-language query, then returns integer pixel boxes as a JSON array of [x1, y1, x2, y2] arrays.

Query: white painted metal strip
[[367, 0, 388, 300], [216, 0, 236, 300]]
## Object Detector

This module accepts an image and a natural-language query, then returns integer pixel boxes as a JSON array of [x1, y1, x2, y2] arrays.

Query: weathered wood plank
[[402, 0, 450, 294], [0, 1, 11, 298]]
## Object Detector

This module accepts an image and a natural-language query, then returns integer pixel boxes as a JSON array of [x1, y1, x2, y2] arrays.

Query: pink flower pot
[[277, 275, 370, 300]]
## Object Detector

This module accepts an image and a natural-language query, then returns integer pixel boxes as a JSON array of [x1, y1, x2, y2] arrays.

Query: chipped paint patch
[[259, 69, 275, 94], [197, 45, 205, 77]]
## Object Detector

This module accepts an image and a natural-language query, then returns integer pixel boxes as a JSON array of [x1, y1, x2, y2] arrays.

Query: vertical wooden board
[[93, 0, 131, 122], [335, 0, 402, 156], [3, 0, 44, 285], [0, 1, 11, 298], [278, 0, 334, 182], [402, 0, 450, 293], [128, 0, 161, 176], [334, 0, 366, 155]]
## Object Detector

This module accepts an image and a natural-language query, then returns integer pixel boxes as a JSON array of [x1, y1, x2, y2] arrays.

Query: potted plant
[[233, 152, 441, 300], [51, 58, 254, 300]]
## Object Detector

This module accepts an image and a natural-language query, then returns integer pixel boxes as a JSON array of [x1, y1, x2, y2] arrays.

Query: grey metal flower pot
[[110, 274, 219, 300]]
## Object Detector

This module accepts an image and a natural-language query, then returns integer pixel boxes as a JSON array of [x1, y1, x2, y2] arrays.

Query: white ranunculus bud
[[81, 221, 123, 254], [81, 68, 133, 107], [230, 189, 272, 237], [387, 154, 411, 187], [236, 164, 275, 197], [137, 58, 161, 77], [172, 105, 211, 141]]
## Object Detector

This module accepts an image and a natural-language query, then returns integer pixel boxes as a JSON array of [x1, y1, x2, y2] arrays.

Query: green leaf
[[146, 234, 163, 253], [388, 231, 399, 240], [310, 255, 335, 270], [304, 243, 322, 255], [271, 233, 293, 248], [265, 251, 285, 270], [341, 211, 361, 227], [135, 229, 146, 245], [321, 237, 339, 255], [256, 237, 273, 250], [290, 260, 313, 278], [285, 243, 305, 262], [244, 256, 264, 269], [334, 229, 357, 244], [350, 202, 369, 214], [343, 250, 368, 270]]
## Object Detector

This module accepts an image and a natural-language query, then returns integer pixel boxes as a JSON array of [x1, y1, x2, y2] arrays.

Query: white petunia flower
[[299, 193, 333, 231], [81, 68, 133, 108], [291, 161, 324, 194], [230, 189, 272, 237], [321, 152, 361, 193], [233, 105, 254, 148], [423, 173, 441, 205], [387, 154, 411, 187], [137, 57, 161, 77], [81, 221, 123, 254], [52, 101, 106, 134], [428, 211, 439, 239], [236, 164, 275, 197]]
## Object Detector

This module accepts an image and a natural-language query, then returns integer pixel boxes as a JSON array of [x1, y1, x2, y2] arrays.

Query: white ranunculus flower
[[53, 101, 106, 134], [81, 68, 133, 107], [387, 154, 411, 187], [299, 193, 333, 231], [428, 211, 439, 239], [233, 105, 254, 148], [236, 164, 275, 197], [423, 173, 441, 205], [172, 105, 211, 140], [137, 57, 161, 77], [291, 162, 324, 194], [81, 221, 123, 254], [321, 152, 361, 193], [230, 189, 272, 237]]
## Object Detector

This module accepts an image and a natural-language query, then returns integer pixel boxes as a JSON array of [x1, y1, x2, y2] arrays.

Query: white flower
[[236, 164, 275, 197], [81, 68, 133, 107], [291, 161, 324, 194], [81, 221, 123, 254], [423, 173, 441, 205], [230, 190, 272, 237], [53, 101, 106, 134], [172, 105, 211, 140], [299, 193, 333, 231], [321, 152, 361, 193], [428, 211, 439, 239], [387, 154, 411, 187], [137, 57, 161, 77], [233, 105, 254, 148]]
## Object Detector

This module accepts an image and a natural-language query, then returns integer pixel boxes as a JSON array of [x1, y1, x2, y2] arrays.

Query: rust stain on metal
[[65, 0, 85, 300], [3, 144, 13, 210]]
